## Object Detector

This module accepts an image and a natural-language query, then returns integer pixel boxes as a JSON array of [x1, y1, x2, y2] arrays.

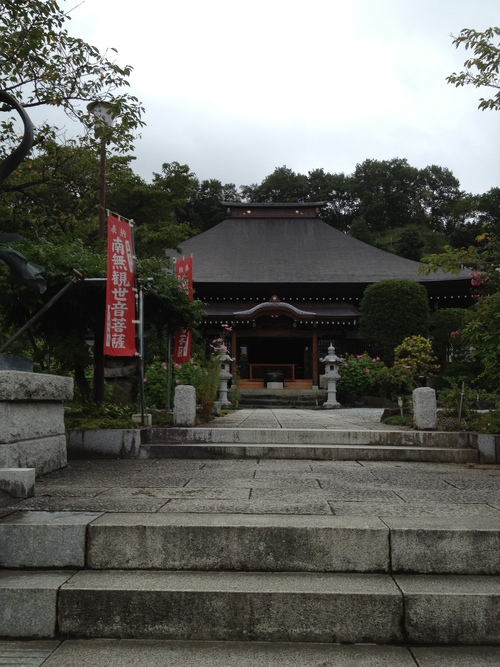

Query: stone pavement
[[1, 409, 499, 518], [1, 408, 500, 666], [208, 407, 407, 430]]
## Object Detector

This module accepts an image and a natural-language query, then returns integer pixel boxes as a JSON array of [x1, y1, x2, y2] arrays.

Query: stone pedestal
[[0, 371, 73, 479]]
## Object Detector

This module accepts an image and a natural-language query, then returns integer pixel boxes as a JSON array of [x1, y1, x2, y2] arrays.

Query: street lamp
[[87, 101, 115, 238], [86, 101, 115, 403]]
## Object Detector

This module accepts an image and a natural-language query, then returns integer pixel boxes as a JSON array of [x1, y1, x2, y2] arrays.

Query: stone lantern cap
[[320, 343, 342, 365]]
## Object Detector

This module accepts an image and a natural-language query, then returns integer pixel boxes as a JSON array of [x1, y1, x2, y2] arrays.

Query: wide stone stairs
[[140, 425, 482, 464], [1, 509, 499, 664]]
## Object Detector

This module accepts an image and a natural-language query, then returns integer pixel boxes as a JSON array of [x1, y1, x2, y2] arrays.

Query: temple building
[[168, 202, 471, 389]]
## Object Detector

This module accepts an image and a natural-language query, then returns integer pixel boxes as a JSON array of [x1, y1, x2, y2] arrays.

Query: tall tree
[[351, 158, 424, 232], [241, 166, 309, 203], [307, 168, 358, 231]]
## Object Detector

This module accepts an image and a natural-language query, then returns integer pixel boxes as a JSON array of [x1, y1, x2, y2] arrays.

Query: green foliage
[[174, 356, 220, 421], [359, 280, 430, 362], [423, 233, 500, 389], [64, 402, 137, 430], [393, 335, 440, 382], [463, 292, 500, 389], [438, 378, 477, 419], [430, 308, 471, 359], [0, 0, 144, 152], [395, 228, 424, 261], [377, 364, 415, 398], [143, 359, 169, 409], [338, 353, 386, 397], [467, 409, 500, 434], [447, 27, 500, 112]]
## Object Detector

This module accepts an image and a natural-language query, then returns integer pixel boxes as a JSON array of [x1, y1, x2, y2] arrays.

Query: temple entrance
[[236, 335, 313, 388]]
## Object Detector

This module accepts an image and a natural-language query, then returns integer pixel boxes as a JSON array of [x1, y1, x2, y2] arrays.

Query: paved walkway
[[1, 409, 500, 666], [1, 409, 499, 519], [207, 407, 405, 430]]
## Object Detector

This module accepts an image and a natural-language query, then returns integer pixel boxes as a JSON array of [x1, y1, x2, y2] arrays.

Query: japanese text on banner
[[173, 257, 193, 363], [104, 214, 137, 356]]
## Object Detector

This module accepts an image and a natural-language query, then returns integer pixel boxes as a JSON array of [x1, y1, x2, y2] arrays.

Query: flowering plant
[[173, 325, 233, 420], [337, 353, 386, 397]]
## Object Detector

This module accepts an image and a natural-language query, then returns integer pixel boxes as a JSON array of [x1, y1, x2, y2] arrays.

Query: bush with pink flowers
[[337, 353, 386, 398]]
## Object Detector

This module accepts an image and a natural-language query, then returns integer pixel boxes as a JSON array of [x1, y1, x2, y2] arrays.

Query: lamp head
[[87, 101, 115, 127]]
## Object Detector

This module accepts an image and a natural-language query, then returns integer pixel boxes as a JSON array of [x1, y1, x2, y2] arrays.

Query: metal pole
[[138, 283, 146, 425], [166, 333, 172, 411], [98, 135, 106, 239]]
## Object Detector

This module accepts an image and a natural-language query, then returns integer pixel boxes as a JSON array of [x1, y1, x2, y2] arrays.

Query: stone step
[[5, 639, 500, 667], [0, 570, 75, 638], [141, 443, 478, 463], [2, 570, 500, 644], [2, 512, 499, 575], [145, 427, 475, 448], [56, 571, 500, 644]]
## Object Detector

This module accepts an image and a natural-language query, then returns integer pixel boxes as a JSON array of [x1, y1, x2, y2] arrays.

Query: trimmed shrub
[[359, 279, 430, 362]]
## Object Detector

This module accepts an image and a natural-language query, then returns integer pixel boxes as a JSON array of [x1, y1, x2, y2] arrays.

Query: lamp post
[[86, 101, 115, 402], [87, 101, 115, 238]]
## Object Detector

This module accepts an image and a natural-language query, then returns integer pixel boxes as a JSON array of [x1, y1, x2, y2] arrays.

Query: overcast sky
[[65, 0, 499, 195]]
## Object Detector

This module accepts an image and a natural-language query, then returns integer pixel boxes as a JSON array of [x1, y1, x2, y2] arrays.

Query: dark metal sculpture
[[0, 90, 46, 293]]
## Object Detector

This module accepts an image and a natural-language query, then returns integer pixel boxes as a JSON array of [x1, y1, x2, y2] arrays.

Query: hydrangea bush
[[337, 354, 386, 398]]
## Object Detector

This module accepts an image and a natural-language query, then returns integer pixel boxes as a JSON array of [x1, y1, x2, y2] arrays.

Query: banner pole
[[138, 281, 146, 425]]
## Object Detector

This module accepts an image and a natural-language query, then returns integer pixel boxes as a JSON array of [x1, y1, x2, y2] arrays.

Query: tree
[[447, 27, 500, 111], [0, 5, 206, 400], [241, 166, 310, 203], [351, 158, 424, 232], [359, 279, 430, 362], [0, 0, 144, 152], [396, 228, 424, 261], [423, 233, 500, 388], [307, 169, 358, 231]]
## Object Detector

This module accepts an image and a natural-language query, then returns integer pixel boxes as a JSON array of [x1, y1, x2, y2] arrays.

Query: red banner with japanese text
[[173, 257, 193, 363], [175, 257, 193, 299], [104, 214, 137, 356]]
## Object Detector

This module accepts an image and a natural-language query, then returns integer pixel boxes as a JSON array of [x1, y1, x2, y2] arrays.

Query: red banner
[[175, 256, 193, 300], [104, 214, 137, 356], [173, 257, 193, 363], [173, 327, 192, 363]]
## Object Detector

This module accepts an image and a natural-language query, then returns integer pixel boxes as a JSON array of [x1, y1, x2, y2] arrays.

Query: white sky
[[63, 0, 499, 195]]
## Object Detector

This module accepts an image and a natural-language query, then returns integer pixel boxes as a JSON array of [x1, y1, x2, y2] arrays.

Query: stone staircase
[[239, 390, 324, 409], [0, 510, 499, 663], [140, 425, 481, 464]]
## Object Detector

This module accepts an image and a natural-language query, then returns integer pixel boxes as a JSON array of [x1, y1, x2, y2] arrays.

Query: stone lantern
[[320, 342, 342, 408], [218, 351, 235, 408]]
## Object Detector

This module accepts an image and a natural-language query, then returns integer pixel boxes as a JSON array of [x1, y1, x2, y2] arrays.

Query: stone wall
[[0, 371, 73, 475]]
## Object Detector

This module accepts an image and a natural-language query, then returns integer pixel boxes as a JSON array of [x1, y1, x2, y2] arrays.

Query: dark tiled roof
[[170, 215, 469, 285]]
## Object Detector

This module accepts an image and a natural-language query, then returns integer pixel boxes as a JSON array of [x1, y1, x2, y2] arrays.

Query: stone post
[[413, 386, 437, 430], [173, 384, 196, 426], [320, 343, 342, 409]]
